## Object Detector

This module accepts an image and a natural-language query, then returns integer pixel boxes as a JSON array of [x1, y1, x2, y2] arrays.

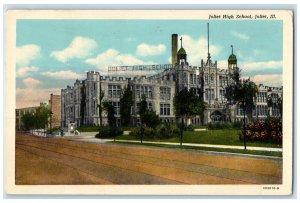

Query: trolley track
[[17, 139, 281, 184], [16, 133, 282, 184]]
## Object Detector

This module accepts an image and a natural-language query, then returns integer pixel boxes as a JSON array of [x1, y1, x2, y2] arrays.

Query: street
[[15, 132, 282, 185]]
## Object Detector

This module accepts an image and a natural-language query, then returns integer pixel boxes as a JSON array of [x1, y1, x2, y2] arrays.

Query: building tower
[[177, 37, 187, 65], [228, 45, 237, 73], [171, 34, 178, 67]]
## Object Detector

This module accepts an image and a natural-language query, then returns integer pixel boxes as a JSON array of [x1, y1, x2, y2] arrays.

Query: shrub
[[207, 121, 242, 130], [77, 125, 101, 132], [128, 124, 180, 140], [95, 126, 122, 138], [242, 118, 282, 144]]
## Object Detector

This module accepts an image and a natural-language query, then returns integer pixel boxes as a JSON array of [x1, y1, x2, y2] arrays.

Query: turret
[[228, 45, 237, 72]]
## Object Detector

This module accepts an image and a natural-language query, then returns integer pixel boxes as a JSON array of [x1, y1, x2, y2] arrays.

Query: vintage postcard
[[5, 10, 293, 195]]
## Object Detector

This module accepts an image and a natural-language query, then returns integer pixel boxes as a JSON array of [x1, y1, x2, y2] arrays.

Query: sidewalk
[[71, 136, 282, 153]]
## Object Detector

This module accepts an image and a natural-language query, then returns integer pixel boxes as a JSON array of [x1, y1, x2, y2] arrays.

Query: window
[[136, 85, 140, 98], [160, 87, 171, 100], [205, 74, 208, 84], [160, 103, 170, 115], [136, 85, 153, 98], [110, 102, 120, 115], [219, 76, 227, 86], [219, 89, 225, 101], [257, 92, 267, 103], [148, 102, 153, 111], [136, 102, 140, 115], [210, 74, 214, 84], [108, 85, 121, 98], [257, 105, 268, 116], [205, 89, 215, 101], [271, 93, 279, 103], [190, 74, 197, 84]]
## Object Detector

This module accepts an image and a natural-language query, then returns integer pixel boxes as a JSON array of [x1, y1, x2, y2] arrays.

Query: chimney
[[172, 34, 178, 67]]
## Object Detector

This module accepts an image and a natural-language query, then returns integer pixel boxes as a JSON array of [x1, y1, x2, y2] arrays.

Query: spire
[[207, 23, 211, 61], [180, 37, 183, 48], [231, 45, 233, 54], [207, 23, 210, 55]]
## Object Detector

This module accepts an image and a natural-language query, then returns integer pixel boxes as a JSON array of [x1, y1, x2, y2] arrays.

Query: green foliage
[[102, 101, 118, 141], [21, 106, 51, 130], [173, 88, 201, 118], [98, 85, 105, 126], [142, 111, 160, 128], [207, 121, 242, 130], [22, 113, 35, 130], [129, 124, 180, 140], [76, 125, 101, 132], [80, 83, 86, 126], [120, 84, 133, 126], [121, 128, 281, 148], [225, 69, 258, 149], [103, 101, 116, 127], [95, 126, 122, 138], [35, 106, 51, 129], [139, 95, 148, 117], [138, 95, 161, 143], [173, 88, 202, 146]]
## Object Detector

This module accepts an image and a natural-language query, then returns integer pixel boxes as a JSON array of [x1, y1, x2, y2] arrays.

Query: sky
[[16, 20, 283, 108]]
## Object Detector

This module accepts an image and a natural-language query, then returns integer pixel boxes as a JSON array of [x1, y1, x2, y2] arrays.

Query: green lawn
[[116, 129, 282, 148], [109, 141, 282, 157]]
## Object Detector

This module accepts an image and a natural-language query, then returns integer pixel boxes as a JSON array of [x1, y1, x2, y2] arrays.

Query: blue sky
[[16, 20, 283, 108]]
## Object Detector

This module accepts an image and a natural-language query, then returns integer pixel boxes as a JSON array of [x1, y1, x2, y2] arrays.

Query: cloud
[[16, 44, 41, 66], [240, 60, 282, 71], [179, 34, 221, 65], [16, 87, 61, 109], [51, 36, 97, 63], [17, 66, 39, 77], [232, 31, 250, 41], [216, 60, 228, 69], [41, 70, 85, 80], [245, 74, 282, 87], [23, 77, 41, 88], [136, 43, 166, 56], [85, 48, 156, 71]]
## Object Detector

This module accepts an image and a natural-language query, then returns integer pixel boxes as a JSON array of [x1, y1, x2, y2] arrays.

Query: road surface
[[15, 132, 282, 185]]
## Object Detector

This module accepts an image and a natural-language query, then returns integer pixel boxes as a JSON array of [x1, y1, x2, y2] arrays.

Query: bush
[[128, 124, 180, 140], [77, 125, 101, 132], [207, 121, 242, 130], [242, 118, 282, 144], [95, 126, 122, 138]]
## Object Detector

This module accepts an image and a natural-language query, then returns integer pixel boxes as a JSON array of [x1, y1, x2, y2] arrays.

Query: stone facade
[[61, 35, 283, 128], [61, 72, 175, 128], [49, 94, 61, 129]]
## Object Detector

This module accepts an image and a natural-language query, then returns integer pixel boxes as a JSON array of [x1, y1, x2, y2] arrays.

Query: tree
[[138, 95, 160, 143], [277, 96, 283, 120], [103, 101, 117, 142], [197, 70, 206, 125], [225, 69, 258, 150], [139, 95, 148, 144], [22, 112, 35, 131], [267, 94, 273, 117], [80, 83, 86, 126], [142, 111, 160, 128], [120, 84, 133, 126], [97, 81, 105, 126], [35, 106, 51, 130], [173, 88, 201, 146]]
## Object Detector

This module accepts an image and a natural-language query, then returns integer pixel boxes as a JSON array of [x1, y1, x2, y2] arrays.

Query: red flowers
[[243, 118, 282, 144]]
